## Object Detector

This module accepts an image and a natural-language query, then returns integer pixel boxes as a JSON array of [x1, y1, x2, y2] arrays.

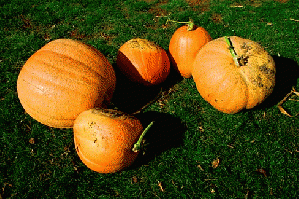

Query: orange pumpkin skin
[[17, 39, 116, 128], [169, 25, 211, 78], [192, 36, 276, 114], [73, 108, 143, 173], [116, 38, 170, 86]]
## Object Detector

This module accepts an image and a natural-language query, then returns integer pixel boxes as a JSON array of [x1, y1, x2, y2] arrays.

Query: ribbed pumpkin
[[73, 108, 144, 173], [192, 36, 276, 114], [17, 39, 116, 128], [116, 38, 170, 86], [169, 21, 211, 78]]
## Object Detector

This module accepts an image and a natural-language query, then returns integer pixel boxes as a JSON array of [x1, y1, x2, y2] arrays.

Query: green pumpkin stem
[[132, 121, 154, 152], [166, 18, 195, 31], [224, 36, 240, 67]]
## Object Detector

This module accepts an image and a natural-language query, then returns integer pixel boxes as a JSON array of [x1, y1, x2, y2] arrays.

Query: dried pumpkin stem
[[224, 36, 240, 67], [132, 121, 154, 152], [166, 18, 195, 31]]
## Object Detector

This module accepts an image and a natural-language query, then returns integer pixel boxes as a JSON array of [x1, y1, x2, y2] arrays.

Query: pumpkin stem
[[224, 36, 240, 67], [132, 121, 154, 152], [166, 18, 195, 31]]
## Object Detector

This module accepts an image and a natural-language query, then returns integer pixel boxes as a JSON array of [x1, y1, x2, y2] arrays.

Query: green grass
[[1, 0, 299, 198]]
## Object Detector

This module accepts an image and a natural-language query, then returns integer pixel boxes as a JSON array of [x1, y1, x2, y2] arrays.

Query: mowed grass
[[1, 0, 299, 198]]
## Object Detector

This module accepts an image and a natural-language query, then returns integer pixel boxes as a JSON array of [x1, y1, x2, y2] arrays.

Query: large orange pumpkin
[[73, 108, 145, 173], [116, 38, 170, 86], [192, 36, 276, 114], [169, 21, 211, 78], [17, 39, 116, 128]]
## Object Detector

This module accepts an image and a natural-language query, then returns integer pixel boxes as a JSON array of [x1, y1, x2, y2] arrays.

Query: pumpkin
[[169, 20, 212, 78], [17, 39, 116, 128], [73, 108, 151, 173], [192, 36, 276, 114], [116, 38, 170, 86]]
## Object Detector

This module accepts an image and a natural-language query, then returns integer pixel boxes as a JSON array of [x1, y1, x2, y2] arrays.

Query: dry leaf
[[212, 158, 220, 168], [131, 176, 138, 184], [29, 138, 35, 144], [198, 126, 204, 132], [278, 105, 293, 117]]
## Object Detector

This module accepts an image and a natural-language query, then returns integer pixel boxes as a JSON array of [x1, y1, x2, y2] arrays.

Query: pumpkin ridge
[[41, 39, 104, 67], [33, 51, 106, 89], [20, 74, 99, 102], [37, 49, 112, 85], [18, 89, 90, 122], [24, 66, 100, 95], [41, 39, 114, 70], [19, 99, 74, 124], [41, 39, 115, 83], [236, 70, 250, 109]]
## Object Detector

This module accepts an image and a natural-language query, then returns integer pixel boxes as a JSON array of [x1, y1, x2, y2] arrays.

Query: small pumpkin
[[116, 38, 170, 86], [17, 39, 116, 128], [73, 108, 151, 173], [169, 20, 212, 78], [192, 36, 276, 114]]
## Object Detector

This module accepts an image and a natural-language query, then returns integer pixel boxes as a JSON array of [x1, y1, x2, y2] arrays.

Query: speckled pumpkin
[[192, 36, 276, 114], [73, 108, 143, 173], [116, 38, 170, 86]]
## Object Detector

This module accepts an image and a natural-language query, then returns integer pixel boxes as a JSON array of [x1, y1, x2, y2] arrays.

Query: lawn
[[1, 0, 299, 198]]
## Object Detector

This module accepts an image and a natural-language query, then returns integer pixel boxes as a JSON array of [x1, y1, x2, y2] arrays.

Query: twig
[[277, 87, 299, 117], [290, 18, 299, 22]]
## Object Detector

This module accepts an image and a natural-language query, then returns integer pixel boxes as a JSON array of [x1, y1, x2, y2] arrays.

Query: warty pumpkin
[[73, 108, 152, 173], [169, 20, 212, 78], [192, 36, 276, 114], [116, 38, 170, 86], [17, 39, 116, 128]]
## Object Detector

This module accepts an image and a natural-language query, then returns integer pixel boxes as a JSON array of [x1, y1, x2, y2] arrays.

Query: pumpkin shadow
[[257, 55, 299, 109], [128, 111, 186, 169], [111, 61, 183, 114]]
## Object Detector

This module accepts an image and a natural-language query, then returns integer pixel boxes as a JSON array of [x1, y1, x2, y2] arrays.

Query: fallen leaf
[[29, 138, 35, 144], [198, 126, 204, 132], [131, 176, 138, 184], [212, 158, 220, 168], [278, 105, 293, 117]]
